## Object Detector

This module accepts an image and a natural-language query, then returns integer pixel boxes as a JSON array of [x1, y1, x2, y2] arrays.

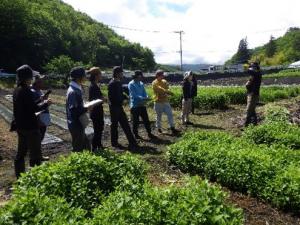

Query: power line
[[107, 24, 177, 34]]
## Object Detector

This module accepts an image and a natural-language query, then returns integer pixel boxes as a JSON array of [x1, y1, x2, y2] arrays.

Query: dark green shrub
[[0, 188, 87, 225], [14, 152, 147, 212], [168, 131, 300, 210], [92, 178, 244, 225]]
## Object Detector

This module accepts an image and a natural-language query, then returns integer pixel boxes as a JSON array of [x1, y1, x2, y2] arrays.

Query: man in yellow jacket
[[152, 70, 178, 134]]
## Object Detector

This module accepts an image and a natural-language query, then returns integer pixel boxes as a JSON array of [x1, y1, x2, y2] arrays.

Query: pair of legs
[[154, 102, 175, 130], [14, 129, 42, 178], [245, 94, 259, 126], [91, 114, 104, 151], [110, 106, 137, 146], [130, 106, 152, 138], [181, 98, 192, 124], [69, 127, 91, 152]]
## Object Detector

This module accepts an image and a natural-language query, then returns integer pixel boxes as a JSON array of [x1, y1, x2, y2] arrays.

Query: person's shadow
[[191, 123, 224, 130], [129, 145, 162, 155]]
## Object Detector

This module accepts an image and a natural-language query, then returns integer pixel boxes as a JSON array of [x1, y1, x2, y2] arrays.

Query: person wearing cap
[[87, 67, 104, 151], [181, 71, 194, 125], [66, 66, 91, 152], [108, 66, 138, 150], [245, 62, 262, 126], [31, 73, 51, 161], [152, 70, 177, 134], [13, 65, 52, 178], [128, 70, 155, 140]]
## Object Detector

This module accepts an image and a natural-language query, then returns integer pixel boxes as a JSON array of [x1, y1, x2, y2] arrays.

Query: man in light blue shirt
[[128, 70, 155, 139]]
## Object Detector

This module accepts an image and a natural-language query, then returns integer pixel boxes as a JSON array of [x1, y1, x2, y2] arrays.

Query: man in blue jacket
[[128, 70, 154, 139], [66, 67, 91, 152]]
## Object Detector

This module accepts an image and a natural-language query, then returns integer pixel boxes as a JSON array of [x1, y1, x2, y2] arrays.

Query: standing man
[[13, 65, 52, 178], [66, 67, 91, 152], [245, 62, 262, 126], [128, 70, 155, 139], [152, 70, 177, 134], [31, 73, 51, 161], [88, 67, 104, 152], [108, 66, 138, 149]]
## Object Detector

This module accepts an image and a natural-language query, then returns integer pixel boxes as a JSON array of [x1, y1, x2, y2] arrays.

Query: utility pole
[[174, 30, 184, 71]]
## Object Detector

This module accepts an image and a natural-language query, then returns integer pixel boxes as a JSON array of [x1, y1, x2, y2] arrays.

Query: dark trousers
[[131, 106, 151, 136], [245, 94, 259, 126], [91, 116, 104, 151], [110, 106, 136, 145], [191, 97, 196, 114], [69, 127, 91, 152], [40, 126, 46, 141], [15, 129, 42, 178]]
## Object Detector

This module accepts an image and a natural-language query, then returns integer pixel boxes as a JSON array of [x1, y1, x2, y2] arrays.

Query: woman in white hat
[[181, 71, 193, 125]]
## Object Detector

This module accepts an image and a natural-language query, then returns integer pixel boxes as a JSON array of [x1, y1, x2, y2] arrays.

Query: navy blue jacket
[[66, 83, 87, 129]]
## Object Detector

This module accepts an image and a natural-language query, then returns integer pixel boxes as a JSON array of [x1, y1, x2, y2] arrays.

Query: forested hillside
[[225, 28, 300, 66], [0, 0, 156, 72]]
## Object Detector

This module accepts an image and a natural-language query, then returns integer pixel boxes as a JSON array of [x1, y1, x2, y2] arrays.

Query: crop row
[[0, 151, 243, 225], [168, 131, 300, 211]]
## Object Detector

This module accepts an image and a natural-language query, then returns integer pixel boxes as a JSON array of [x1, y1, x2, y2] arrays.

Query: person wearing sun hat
[[66, 66, 91, 152], [87, 66, 104, 151], [13, 65, 52, 178], [245, 62, 262, 126], [31, 72, 51, 161]]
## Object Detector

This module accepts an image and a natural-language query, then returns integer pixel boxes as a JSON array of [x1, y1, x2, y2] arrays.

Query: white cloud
[[63, 0, 300, 65]]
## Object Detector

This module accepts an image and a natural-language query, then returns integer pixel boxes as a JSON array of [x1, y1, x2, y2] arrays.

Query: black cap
[[112, 66, 123, 76], [132, 70, 143, 79], [16, 65, 38, 81], [70, 67, 86, 79]]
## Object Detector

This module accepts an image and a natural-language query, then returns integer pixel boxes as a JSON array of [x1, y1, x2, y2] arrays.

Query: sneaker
[[134, 134, 142, 139], [148, 133, 157, 139], [171, 127, 179, 135], [111, 143, 123, 148], [128, 143, 139, 152], [41, 156, 50, 161]]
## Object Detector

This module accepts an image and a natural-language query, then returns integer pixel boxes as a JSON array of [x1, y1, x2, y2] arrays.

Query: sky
[[62, 0, 300, 65]]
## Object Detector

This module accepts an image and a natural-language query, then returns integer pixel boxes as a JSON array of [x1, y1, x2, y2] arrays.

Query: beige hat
[[87, 67, 101, 75]]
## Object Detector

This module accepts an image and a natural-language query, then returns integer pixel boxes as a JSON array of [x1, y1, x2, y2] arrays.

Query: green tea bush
[[92, 178, 243, 225], [168, 131, 300, 211], [14, 152, 147, 212], [0, 188, 87, 225], [1, 151, 244, 224], [243, 105, 300, 149]]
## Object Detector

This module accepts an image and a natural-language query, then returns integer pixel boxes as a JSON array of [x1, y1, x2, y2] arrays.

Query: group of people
[[11, 62, 260, 178], [66, 66, 198, 153]]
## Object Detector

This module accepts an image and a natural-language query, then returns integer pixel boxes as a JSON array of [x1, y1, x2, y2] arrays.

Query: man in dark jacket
[[108, 66, 138, 150], [13, 65, 52, 178], [245, 62, 262, 126], [66, 67, 91, 152], [88, 67, 104, 151]]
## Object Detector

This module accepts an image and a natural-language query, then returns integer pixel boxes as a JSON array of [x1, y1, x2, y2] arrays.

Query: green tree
[[234, 38, 251, 64], [265, 35, 277, 57]]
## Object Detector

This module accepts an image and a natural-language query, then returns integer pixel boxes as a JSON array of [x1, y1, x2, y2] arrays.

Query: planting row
[[0, 151, 243, 224], [168, 131, 300, 211]]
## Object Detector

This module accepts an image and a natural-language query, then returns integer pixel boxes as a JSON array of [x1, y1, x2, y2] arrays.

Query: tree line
[[0, 0, 156, 73], [225, 27, 300, 66]]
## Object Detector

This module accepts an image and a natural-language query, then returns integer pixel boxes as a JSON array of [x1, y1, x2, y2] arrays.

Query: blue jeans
[[154, 102, 174, 129]]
